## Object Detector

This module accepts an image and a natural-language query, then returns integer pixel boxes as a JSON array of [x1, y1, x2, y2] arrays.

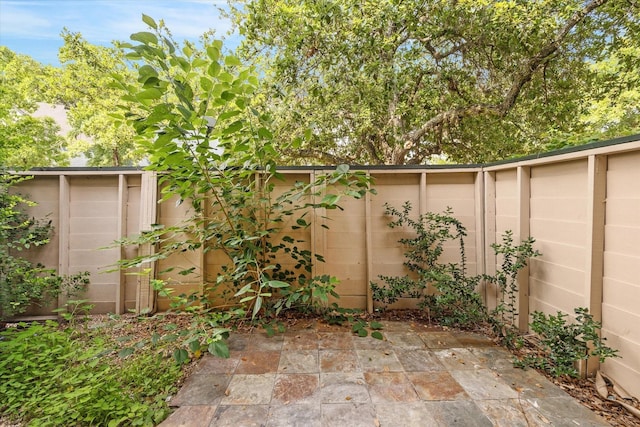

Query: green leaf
[[370, 321, 383, 330], [224, 55, 242, 67], [371, 331, 384, 340], [266, 280, 290, 288], [208, 340, 230, 358], [141, 14, 158, 29], [321, 194, 340, 206], [357, 328, 368, 337], [336, 164, 349, 174], [130, 31, 158, 45], [118, 347, 135, 358], [188, 340, 201, 352], [206, 46, 220, 61], [173, 348, 190, 365]]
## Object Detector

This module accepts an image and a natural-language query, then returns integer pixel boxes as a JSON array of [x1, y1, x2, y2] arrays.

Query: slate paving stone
[[424, 400, 494, 426], [210, 405, 269, 427], [319, 349, 361, 372], [418, 331, 462, 348], [236, 350, 281, 374], [163, 324, 612, 427], [406, 371, 469, 401], [475, 399, 537, 427], [266, 404, 322, 427], [193, 354, 240, 375], [221, 374, 276, 405], [169, 373, 232, 407], [321, 403, 378, 427], [384, 331, 428, 348], [318, 332, 353, 349], [158, 405, 217, 427], [283, 330, 319, 350], [497, 367, 569, 399], [375, 402, 439, 427], [271, 373, 320, 405], [278, 350, 319, 373], [434, 348, 483, 370], [356, 349, 403, 372], [245, 333, 285, 351], [320, 372, 370, 403], [523, 397, 610, 426], [452, 331, 496, 347], [352, 335, 392, 350], [364, 372, 420, 403], [449, 368, 520, 400], [376, 320, 417, 332], [395, 348, 445, 372], [468, 346, 515, 370]]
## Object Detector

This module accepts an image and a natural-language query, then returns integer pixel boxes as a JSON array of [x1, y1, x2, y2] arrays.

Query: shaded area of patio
[[159, 321, 609, 426]]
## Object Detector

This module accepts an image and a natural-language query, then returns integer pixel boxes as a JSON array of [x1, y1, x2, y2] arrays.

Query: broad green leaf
[[321, 194, 340, 206], [130, 31, 158, 45], [208, 340, 230, 358], [141, 14, 158, 29], [370, 321, 383, 330], [188, 340, 201, 352], [371, 331, 384, 340], [224, 55, 242, 66], [173, 348, 190, 365], [118, 347, 135, 358], [336, 164, 349, 174], [266, 280, 290, 288]]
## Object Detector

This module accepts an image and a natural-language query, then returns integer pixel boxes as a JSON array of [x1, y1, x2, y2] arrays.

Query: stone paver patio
[[159, 321, 609, 426]]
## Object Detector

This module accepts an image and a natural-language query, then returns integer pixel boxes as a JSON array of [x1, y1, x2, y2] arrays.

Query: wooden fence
[[12, 134, 640, 398]]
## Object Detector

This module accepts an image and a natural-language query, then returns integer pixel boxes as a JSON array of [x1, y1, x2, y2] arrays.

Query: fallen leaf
[[345, 396, 352, 401]]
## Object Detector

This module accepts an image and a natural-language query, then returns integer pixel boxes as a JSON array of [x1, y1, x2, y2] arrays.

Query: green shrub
[[0, 321, 180, 426], [371, 202, 486, 327], [515, 307, 619, 377]]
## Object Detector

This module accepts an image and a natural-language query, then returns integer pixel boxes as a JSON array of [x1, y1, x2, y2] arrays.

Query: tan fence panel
[[529, 160, 589, 316], [601, 151, 640, 398]]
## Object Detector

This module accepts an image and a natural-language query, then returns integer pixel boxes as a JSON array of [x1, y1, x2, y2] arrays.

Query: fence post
[[517, 166, 531, 332], [583, 155, 607, 376], [136, 171, 158, 314], [57, 175, 70, 312], [115, 174, 128, 314], [483, 171, 497, 309]]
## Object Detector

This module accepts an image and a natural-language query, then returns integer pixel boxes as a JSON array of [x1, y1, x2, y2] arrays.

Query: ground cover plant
[[0, 314, 183, 427]]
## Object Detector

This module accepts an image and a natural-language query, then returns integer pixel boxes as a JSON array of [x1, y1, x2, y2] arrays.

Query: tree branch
[[404, 0, 608, 153]]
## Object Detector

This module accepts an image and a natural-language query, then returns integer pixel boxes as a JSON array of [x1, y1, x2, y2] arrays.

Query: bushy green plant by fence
[[0, 320, 180, 426], [370, 202, 486, 327], [515, 308, 619, 377], [112, 16, 375, 360], [486, 230, 540, 347], [0, 173, 89, 320]]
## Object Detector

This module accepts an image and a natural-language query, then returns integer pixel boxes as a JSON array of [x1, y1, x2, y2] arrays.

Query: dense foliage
[[0, 48, 67, 169], [230, 0, 640, 164], [0, 320, 180, 426]]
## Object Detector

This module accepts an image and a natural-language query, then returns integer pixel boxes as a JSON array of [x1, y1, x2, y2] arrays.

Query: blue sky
[[0, 0, 237, 66]]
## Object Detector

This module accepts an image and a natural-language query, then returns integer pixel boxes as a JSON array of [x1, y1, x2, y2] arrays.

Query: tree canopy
[[230, 0, 640, 164], [0, 47, 68, 169], [44, 31, 140, 166]]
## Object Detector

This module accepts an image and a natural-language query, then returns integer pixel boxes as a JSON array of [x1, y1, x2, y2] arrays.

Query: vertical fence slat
[[365, 171, 374, 313], [475, 171, 485, 279], [483, 171, 497, 307], [583, 155, 607, 375], [517, 166, 531, 332], [136, 171, 157, 313], [115, 174, 128, 314], [57, 175, 70, 311]]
